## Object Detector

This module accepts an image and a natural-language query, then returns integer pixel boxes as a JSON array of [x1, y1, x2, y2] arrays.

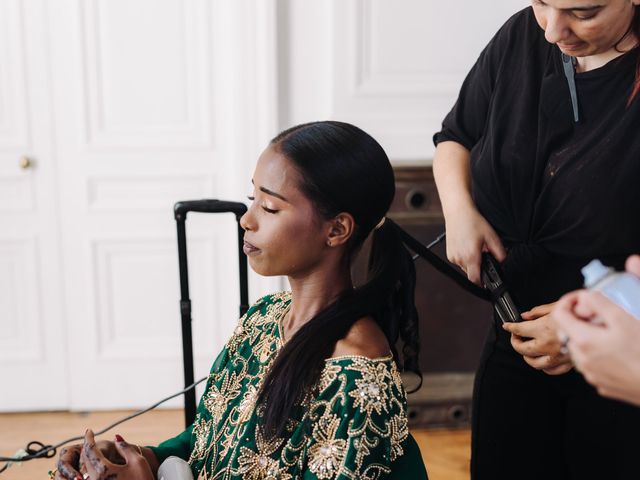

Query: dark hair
[[256, 121, 421, 438], [630, 6, 640, 105], [618, 5, 640, 105]]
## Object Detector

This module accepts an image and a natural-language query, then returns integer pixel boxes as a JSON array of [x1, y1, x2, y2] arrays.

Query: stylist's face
[[532, 0, 640, 56]]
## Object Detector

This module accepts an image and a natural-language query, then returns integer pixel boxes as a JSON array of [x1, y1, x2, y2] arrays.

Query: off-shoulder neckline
[[267, 292, 393, 364], [324, 354, 394, 363]]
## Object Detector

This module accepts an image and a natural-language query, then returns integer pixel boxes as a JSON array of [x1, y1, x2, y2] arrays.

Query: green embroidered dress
[[151, 292, 428, 479]]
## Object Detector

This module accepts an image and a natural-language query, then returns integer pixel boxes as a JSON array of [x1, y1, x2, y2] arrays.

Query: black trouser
[[471, 318, 640, 480]]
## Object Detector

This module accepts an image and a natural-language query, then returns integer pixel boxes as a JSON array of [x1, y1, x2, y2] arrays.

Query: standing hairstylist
[[432, 1, 640, 479]]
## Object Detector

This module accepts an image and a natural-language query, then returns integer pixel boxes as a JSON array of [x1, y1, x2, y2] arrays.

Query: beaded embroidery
[[174, 292, 410, 479]]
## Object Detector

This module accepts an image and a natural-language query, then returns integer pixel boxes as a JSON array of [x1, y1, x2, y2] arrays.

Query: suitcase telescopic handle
[[174, 199, 247, 219], [174, 198, 249, 427]]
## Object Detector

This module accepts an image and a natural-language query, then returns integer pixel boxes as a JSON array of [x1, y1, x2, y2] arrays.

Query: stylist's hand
[[444, 204, 506, 285], [502, 302, 573, 375], [80, 430, 153, 480]]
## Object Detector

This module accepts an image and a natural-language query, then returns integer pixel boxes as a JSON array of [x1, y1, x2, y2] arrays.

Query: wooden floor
[[0, 410, 470, 479]]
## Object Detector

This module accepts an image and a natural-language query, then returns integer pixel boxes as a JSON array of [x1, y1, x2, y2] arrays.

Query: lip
[[243, 240, 261, 256], [557, 42, 583, 52]]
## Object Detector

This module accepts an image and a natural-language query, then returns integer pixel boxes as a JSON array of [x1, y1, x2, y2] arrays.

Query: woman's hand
[[444, 204, 506, 285], [55, 439, 123, 480], [79, 430, 154, 480], [432, 141, 506, 285], [55, 443, 82, 480], [502, 302, 573, 375], [553, 288, 640, 406]]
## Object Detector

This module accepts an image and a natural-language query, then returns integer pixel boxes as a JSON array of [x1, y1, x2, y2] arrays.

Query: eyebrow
[[538, 1, 604, 11], [251, 179, 288, 202], [566, 5, 603, 11]]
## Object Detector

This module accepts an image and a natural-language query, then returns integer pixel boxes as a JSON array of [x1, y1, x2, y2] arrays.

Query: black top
[[434, 7, 640, 311]]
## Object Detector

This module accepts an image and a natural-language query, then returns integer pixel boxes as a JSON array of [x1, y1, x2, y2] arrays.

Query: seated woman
[[55, 121, 429, 480]]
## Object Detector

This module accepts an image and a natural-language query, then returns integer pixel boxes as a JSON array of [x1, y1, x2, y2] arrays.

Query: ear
[[325, 212, 356, 248]]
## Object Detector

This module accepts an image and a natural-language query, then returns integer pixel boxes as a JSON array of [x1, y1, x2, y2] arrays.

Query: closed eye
[[573, 12, 598, 20], [247, 195, 278, 214]]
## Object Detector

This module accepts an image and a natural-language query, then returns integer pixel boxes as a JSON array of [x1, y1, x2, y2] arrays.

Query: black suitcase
[[174, 199, 250, 428]]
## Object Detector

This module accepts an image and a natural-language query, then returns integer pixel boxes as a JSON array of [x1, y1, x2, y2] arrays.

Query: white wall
[[278, 0, 530, 163]]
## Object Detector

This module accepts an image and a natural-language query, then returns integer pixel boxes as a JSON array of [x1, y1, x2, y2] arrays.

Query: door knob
[[19, 156, 32, 169]]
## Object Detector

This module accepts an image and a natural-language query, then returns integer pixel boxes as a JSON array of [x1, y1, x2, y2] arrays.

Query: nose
[[240, 207, 256, 232], [544, 9, 571, 44]]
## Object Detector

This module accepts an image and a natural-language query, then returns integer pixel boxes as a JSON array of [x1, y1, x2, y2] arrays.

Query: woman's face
[[240, 145, 331, 278], [532, 0, 639, 56]]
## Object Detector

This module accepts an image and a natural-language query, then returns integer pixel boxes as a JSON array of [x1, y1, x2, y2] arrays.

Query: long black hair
[[256, 121, 421, 438]]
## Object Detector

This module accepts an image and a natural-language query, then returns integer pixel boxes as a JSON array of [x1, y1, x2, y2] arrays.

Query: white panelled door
[[0, 0, 279, 412], [43, 0, 279, 410], [328, 0, 529, 161], [0, 0, 68, 411]]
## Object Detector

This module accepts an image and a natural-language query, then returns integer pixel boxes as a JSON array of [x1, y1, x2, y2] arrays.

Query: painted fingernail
[[115, 434, 124, 443]]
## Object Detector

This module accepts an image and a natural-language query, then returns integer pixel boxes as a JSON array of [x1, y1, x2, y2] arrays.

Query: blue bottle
[[581, 260, 640, 320]]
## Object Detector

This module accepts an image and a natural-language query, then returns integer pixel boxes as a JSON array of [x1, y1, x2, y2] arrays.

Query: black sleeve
[[432, 9, 526, 150]]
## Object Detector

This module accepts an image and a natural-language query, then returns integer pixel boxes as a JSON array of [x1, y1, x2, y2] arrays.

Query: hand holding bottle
[[552, 255, 640, 406]]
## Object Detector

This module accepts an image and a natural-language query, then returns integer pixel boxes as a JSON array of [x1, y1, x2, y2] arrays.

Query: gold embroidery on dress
[[389, 361, 404, 393], [318, 363, 342, 392], [235, 429, 291, 480], [190, 416, 213, 462], [183, 292, 410, 480], [203, 369, 243, 424], [308, 413, 348, 479], [309, 356, 407, 479], [389, 413, 409, 462], [237, 384, 259, 423], [227, 316, 248, 355], [347, 359, 391, 416]]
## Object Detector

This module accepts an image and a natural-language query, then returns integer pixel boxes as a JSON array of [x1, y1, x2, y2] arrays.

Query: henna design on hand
[[57, 446, 81, 479], [83, 437, 107, 478]]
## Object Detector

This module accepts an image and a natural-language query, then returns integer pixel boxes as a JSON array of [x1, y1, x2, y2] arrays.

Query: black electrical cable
[[396, 226, 491, 301], [0, 376, 208, 474]]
